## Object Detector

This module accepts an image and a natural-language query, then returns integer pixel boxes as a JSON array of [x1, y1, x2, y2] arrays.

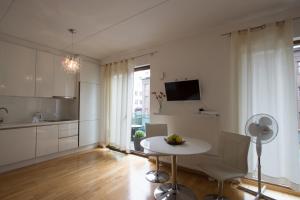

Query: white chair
[[198, 131, 251, 200], [144, 123, 170, 183]]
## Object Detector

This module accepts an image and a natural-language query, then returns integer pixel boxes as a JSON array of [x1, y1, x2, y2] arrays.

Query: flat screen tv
[[165, 80, 200, 101]]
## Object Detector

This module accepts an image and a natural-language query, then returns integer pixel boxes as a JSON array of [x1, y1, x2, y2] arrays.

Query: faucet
[[0, 107, 8, 124]]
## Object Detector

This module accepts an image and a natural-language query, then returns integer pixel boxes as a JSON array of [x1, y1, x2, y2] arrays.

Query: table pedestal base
[[146, 170, 169, 183], [154, 183, 198, 200], [203, 194, 228, 200]]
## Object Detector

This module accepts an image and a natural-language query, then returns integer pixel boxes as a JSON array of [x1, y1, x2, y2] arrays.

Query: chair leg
[[218, 181, 229, 200], [204, 180, 229, 200], [145, 156, 169, 183], [156, 156, 160, 171]]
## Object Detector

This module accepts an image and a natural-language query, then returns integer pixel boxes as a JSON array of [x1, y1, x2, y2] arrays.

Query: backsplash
[[0, 96, 77, 123]]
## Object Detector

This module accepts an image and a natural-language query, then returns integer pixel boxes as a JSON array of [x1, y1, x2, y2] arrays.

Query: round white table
[[141, 136, 211, 200]]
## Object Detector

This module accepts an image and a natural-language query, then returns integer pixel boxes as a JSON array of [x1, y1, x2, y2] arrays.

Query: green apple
[[167, 136, 173, 142], [175, 135, 182, 143], [167, 134, 182, 143]]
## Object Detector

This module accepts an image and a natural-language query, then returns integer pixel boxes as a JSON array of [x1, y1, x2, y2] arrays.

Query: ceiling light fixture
[[63, 28, 80, 73]]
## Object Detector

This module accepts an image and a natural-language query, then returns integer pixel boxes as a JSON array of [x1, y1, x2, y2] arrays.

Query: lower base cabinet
[[0, 127, 36, 166], [79, 120, 99, 147], [0, 122, 80, 168], [36, 125, 59, 157], [59, 136, 78, 152]]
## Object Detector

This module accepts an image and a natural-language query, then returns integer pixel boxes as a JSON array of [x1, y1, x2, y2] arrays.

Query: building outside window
[[294, 50, 300, 150], [130, 66, 150, 150]]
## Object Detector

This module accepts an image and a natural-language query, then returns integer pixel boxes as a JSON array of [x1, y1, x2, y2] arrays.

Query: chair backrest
[[145, 123, 168, 138], [220, 131, 251, 173]]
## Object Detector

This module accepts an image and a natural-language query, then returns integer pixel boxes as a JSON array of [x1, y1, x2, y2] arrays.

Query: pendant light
[[63, 28, 80, 73]]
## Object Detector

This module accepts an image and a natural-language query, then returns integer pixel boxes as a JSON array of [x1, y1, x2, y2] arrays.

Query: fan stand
[[238, 140, 276, 200]]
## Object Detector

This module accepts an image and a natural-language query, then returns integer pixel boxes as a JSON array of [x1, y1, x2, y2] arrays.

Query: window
[[131, 65, 150, 152], [297, 61, 300, 74], [294, 50, 300, 150]]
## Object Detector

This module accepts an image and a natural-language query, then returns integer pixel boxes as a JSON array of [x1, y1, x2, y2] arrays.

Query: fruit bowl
[[164, 134, 185, 145]]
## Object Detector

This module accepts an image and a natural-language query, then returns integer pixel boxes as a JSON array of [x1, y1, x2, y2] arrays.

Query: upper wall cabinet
[[80, 60, 100, 84], [36, 51, 54, 97], [0, 41, 36, 97], [53, 55, 77, 98]]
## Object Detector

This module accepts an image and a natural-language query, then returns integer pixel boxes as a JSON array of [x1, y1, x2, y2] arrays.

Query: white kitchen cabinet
[[0, 127, 36, 166], [65, 73, 77, 97], [53, 55, 76, 98], [79, 82, 101, 147], [79, 120, 99, 147], [36, 125, 58, 157], [80, 61, 100, 84], [58, 122, 78, 151], [58, 123, 78, 138], [0, 41, 36, 97], [79, 61, 101, 147], [59, 136, 78, 152], [36, 51, 54, 97], [80, 82, 101, 121]]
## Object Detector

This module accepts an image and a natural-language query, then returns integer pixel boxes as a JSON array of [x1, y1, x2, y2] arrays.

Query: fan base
[[237, 185, 276, 200]]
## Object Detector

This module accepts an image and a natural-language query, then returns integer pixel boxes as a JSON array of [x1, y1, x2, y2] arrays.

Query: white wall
[[294, 19, 300, 39], [150, 30, 231, 125], [147, 30, 231, 169]]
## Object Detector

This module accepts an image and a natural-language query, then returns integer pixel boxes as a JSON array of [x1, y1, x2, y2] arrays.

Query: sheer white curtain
[[230, 20, 300, 190], [102, 60, 134, 151]]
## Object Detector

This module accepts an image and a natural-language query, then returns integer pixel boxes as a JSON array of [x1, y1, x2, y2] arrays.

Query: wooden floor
[[0, 148, 299, 200]]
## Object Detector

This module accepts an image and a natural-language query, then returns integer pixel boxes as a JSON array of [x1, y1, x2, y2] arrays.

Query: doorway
[[130, 65, 150, 152]]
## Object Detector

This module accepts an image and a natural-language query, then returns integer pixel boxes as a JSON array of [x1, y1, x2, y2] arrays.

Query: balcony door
[[130, 65, 150, 152]]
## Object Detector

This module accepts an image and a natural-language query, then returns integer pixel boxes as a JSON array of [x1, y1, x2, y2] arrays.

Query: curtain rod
[[221, 16, 300, 37], [102, 51, 158, 66]]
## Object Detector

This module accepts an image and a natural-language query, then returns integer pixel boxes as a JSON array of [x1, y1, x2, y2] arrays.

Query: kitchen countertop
[[0, 120, 79, 130]]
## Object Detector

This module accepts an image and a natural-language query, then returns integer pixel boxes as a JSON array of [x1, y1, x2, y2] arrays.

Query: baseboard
[[159, 160, 211, 177], [241, 178, 300, 197]]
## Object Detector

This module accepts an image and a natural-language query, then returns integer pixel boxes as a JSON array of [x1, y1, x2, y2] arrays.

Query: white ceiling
[[0, 0, 299, 60]]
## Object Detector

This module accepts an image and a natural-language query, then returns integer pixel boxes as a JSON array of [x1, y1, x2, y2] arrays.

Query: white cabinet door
[[53, 55, 76, 97], [0, 127, 36, 166], [80, 82, 100, 121], [36, 125, 58, 157], [59, 136, 78, 152], [36, 51, 54, 97], [65, 72, 76, 97], [79, 80, 100, 147], [80, 61, 100, 84], [0, 41, 36, 96], [53, 55, 65, 97], [79, 120, 99, 147]]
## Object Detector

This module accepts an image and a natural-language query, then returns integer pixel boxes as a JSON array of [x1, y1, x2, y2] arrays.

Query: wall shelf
[[152, 111, 219, 117]]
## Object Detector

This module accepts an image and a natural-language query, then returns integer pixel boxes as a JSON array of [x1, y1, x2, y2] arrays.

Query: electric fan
[[243, 113, 278, 200]]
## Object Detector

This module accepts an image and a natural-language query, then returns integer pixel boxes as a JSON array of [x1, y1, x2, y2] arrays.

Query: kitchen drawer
[[58, 123, 78, 138], [59, 128, 78, 138], [58, 123, 78, 131], [59, 136, 78, 152]]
